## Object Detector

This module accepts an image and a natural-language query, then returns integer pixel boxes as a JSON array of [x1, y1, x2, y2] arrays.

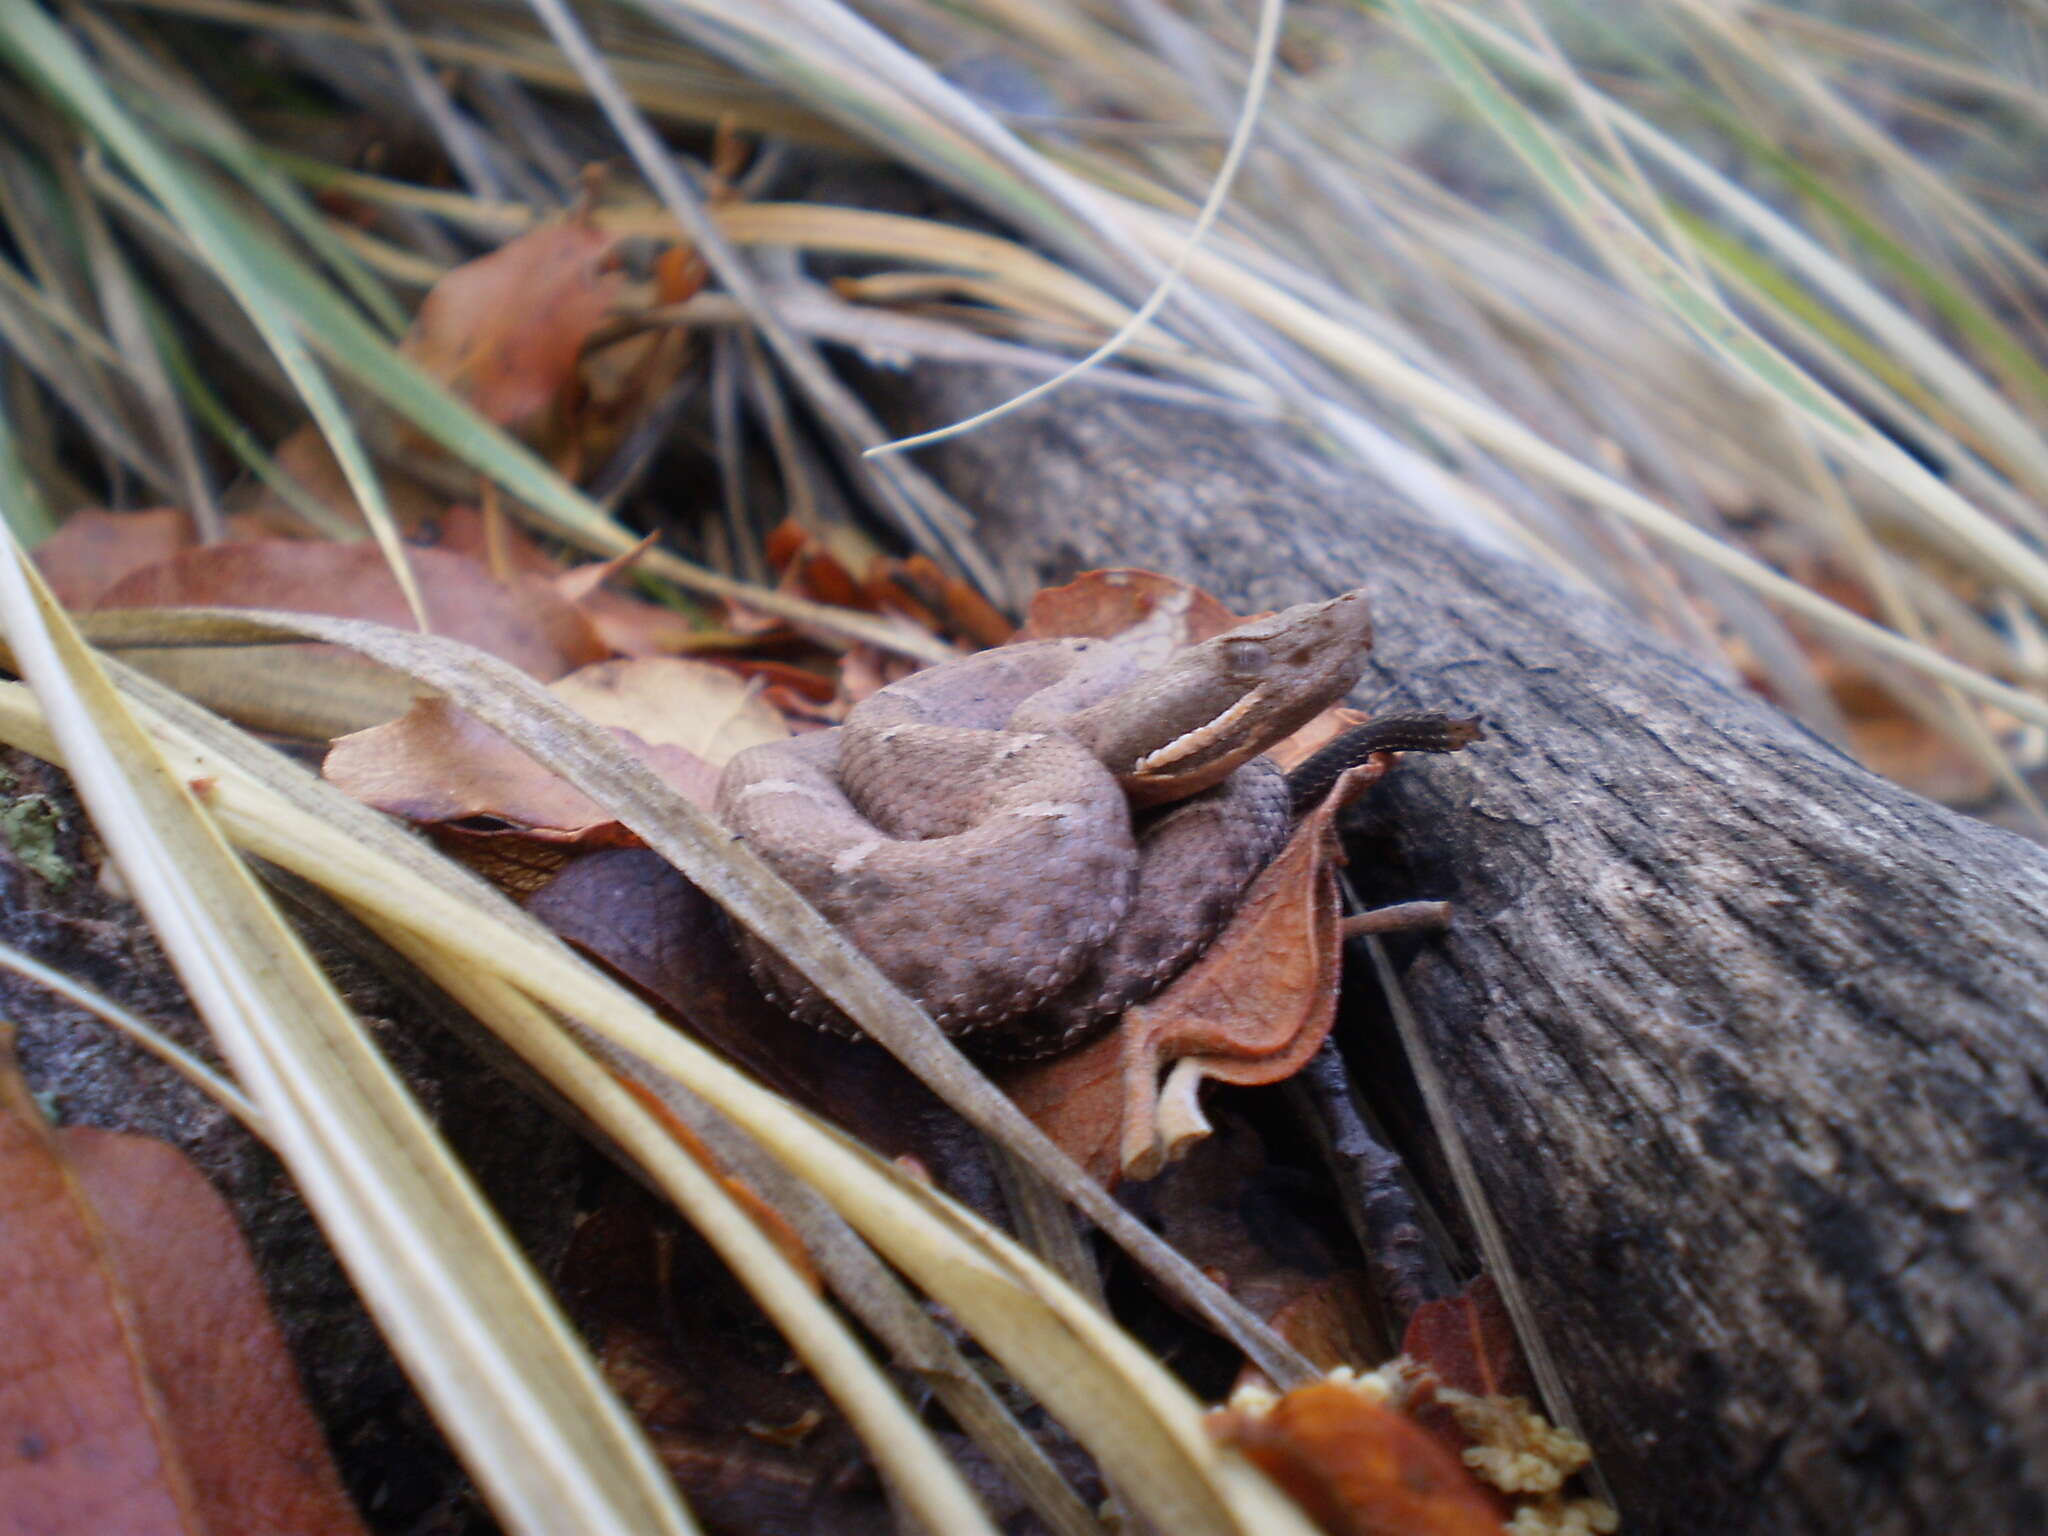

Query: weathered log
[[865, 364, 2048, 1536]]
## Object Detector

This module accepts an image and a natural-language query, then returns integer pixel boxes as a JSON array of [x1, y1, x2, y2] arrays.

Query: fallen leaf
[[400, 215, 624, 442], [548, 657, 791, 763], [553, 546, 709, 658], [428, 503, 568, 579], [1152, 1119, 1386, 1371], [1111, 758, 1391, 1179], [997, 1029, 1128, 1185], [94, 540, 610, 681], [1014, 567, 1244, 646], [325, 695, 716, 844], [431, 507, 713, 656], [0, 1036, 366, 1536], [1208, 1377, 1505, 1536], [707, 657, 838, 708], [867, 555, 1013, 648], [35, 508, 197, 608], [327, 655, 790, 843], [1396, 1278, 1611, 1526], [766, 518, 882, 613]]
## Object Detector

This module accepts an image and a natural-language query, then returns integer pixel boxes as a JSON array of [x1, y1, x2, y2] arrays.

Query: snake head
[[1066, 588, 1374, 806]]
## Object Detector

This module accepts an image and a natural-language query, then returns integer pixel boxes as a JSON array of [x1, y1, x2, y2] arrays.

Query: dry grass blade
[[82, 599, 1315, 1387], [0, 0, 428, 628], [868, 0, 1288, 453], [524, 0, 1005, 596], [363, 925, 1002, 1536], [0, 638, 1320, 1536], [0, 557, 693, 1528]]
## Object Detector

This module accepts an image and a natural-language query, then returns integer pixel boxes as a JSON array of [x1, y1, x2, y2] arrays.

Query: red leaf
[[0, 1042, 365, 1536]]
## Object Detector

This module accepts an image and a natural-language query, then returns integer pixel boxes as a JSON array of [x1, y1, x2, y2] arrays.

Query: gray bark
[[865, 364, 2048, 1536]]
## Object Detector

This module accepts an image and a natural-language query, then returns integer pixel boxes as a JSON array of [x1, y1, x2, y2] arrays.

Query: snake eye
[[1220, 639, 1271, 677]]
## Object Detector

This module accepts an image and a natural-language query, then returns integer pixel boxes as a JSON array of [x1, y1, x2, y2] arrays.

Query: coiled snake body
[[716, 590, 1377, 1057]]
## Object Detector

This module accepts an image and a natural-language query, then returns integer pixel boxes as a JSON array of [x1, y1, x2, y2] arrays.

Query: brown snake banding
[[716, 589, 1385, 1057]]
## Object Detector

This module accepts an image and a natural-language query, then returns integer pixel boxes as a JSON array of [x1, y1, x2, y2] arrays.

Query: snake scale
[[717, 589, 1385, 1057]]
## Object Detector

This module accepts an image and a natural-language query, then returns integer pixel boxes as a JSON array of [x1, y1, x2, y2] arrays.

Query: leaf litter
[[15, 204, 1607, 1536]]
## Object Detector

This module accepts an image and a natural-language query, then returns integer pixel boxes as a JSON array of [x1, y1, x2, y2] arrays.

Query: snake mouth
[[1128, 684, 1271, 779]]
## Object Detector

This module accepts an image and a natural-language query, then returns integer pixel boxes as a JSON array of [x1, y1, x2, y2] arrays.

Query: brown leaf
[[1014, 568, 1244, 646], [868, 555, 1013, 649], [1153, 1119, 1384, 1372], [94, 540, 610, 682], [548, 656, 791, 763], [34, 508, 198, 608], [553, 543, 710, 658], [428, 503, 569, 580], [400, 216, 624, 441], [1208, 1379, 1505, 1536], [430, 507, 712, 656], [325, 697, 716, 846], [1110, 759, 1391, 1178], [0, 1040, 365, 1536], [326, 655, 789, 845], [765, 519, 881, 614]]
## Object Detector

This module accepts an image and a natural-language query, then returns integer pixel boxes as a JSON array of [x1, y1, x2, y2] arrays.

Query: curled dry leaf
[[1208, 1376, 1505, 1536], [1001, 758, 1387, 1183], [325, 657, 786, 843], [1132, 760, 1393, 1179], [94, 541, 611, 682], [0, 1041, 365, 1536]]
